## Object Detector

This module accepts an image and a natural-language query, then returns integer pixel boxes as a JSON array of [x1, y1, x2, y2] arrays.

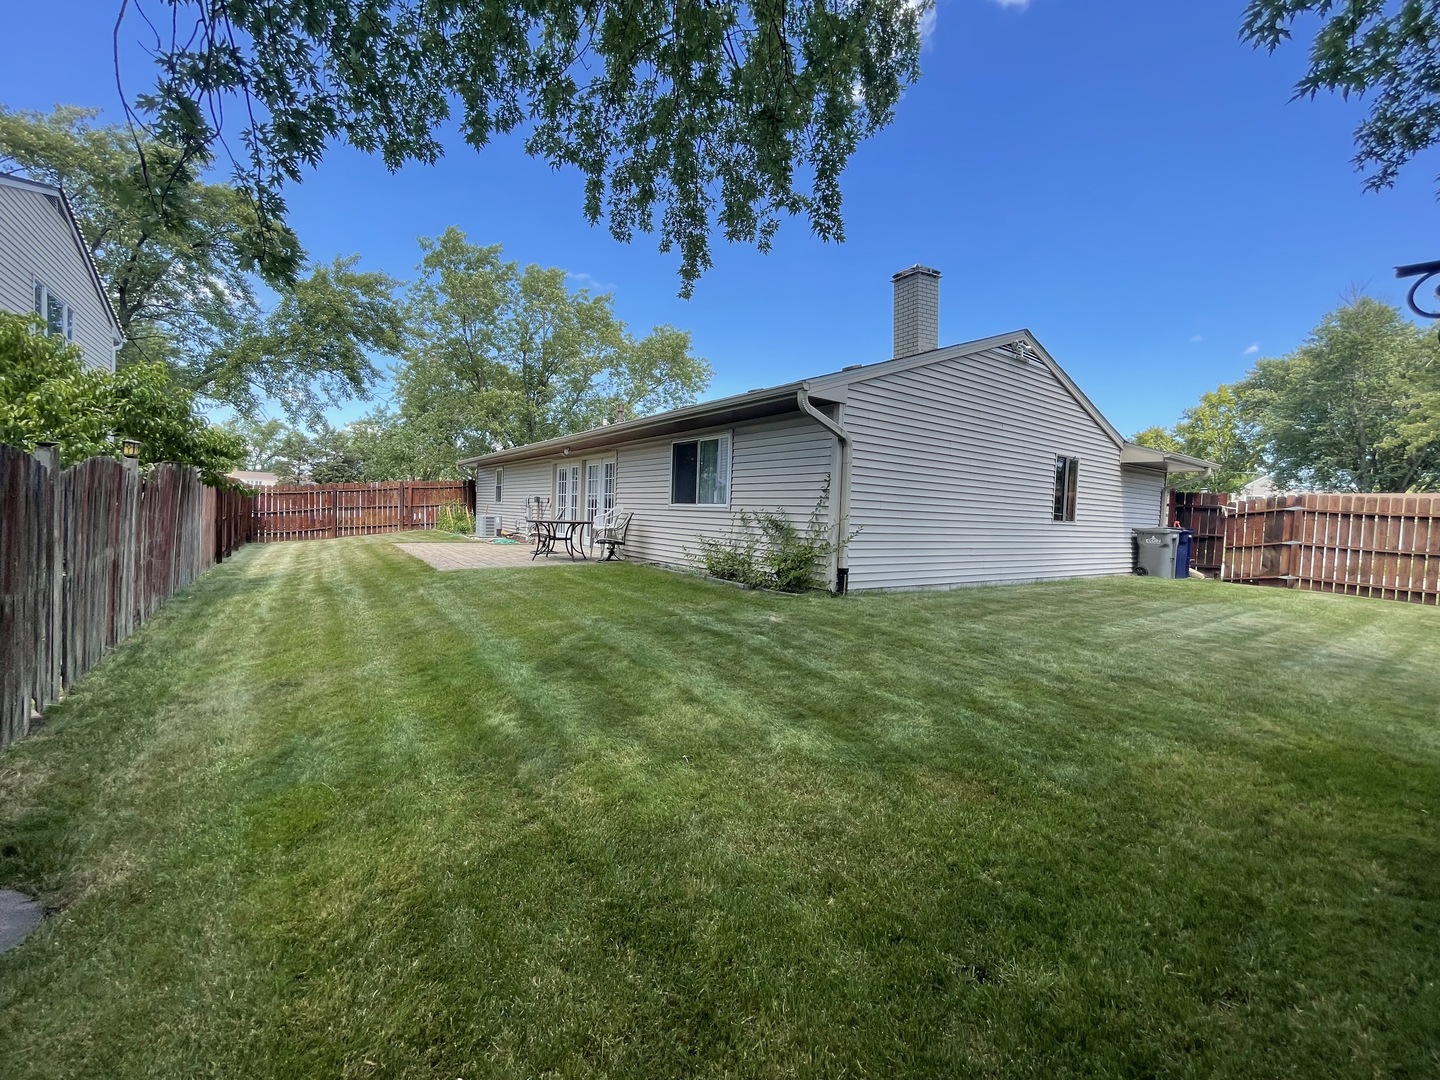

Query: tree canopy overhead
[[1242, 1, 1440, 195], [119, 0, 928, 295]]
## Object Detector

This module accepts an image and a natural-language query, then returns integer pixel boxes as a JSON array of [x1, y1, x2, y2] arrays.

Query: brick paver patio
[[396, 539, 605, 571]]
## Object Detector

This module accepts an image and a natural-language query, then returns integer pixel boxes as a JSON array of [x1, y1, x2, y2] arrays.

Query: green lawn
[[1, 536, 1436, 1078]]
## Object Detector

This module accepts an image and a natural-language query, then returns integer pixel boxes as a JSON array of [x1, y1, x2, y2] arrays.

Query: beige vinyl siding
[[473, 458, 558, 531], [471, 413, 836, 571], [844, 344, 1133, 590], [0, 184, 116, 372], [1120, 467, 1168, 532], [614, 415, 836, 571]]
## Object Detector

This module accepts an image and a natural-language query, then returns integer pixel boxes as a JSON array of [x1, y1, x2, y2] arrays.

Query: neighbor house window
[[671, 434, 730, 506], [494, 466, 503, 503], [1053, 456, 1079, 522], [33, 281, 74, 342]]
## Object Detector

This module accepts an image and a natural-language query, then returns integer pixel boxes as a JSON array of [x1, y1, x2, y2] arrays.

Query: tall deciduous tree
[[1242, 1, 1440, 195], [1131, 385, 1262, 494], [1239, 298, 1440, 491], [396, 229, 711, 475], [119, 0, 928, 294], [0, 108, 403, 421]]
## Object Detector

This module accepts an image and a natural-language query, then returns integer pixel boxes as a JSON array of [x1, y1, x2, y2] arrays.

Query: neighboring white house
[[0, 172, 122, 372], [225, 470, 282, 488], [459, 266, 1213, 591]]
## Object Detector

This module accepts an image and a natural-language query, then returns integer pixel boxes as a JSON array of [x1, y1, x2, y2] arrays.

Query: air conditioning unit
[[477, 514, 502, 538]]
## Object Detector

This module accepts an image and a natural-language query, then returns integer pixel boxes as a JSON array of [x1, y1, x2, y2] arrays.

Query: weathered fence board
[[1170, 490, 1440, 605], [0, 445, 253, 751], [249, 480, 474, 542]]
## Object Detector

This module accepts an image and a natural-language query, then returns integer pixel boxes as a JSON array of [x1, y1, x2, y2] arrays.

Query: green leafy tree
[[117, 0, 928, 294], [1238, 298, 1440, 491], [0, 108, 403, 421], [1130, 426, 1182, 454], [1131, 387, 1262, 493], [1242, 1, 1440, 194], [220, 416, 291, 472], [203, 256, 406, 421], [1172, 386, 1263, 493], [0, 107, 300, 366], [396, 229, 711, 475], [0, 312, 243, 477]]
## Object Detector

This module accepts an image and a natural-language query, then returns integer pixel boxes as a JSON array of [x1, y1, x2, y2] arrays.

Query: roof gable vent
[[1007, 339, 1040, 364]]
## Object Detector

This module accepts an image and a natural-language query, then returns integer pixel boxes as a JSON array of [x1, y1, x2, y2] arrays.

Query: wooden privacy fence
[[249, 480, 474, 542], [1170, 491, 1440, 605], [1, 444, 252, 751]]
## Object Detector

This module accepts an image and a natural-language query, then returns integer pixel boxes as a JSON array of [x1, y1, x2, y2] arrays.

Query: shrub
[[0, 311, 243, 478], [691, 482, 855, 593]]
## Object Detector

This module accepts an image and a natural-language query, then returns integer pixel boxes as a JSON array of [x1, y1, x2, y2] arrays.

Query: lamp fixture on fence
[[121, 438, 142, 459]]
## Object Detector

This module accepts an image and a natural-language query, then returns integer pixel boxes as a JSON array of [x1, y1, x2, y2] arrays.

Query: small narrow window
[[1053, 456, 1079, 522], [494, 466, 503, 503], [671, 435, 730, 506], [33, 281, 74, 341]]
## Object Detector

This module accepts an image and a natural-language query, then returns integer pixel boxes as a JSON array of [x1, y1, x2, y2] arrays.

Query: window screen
[[671, 436, 729, 505]]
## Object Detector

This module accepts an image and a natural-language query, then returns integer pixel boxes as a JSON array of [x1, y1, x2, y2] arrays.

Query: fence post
[[34, 444, 61, 726], [330, 487, 339, 539], [398, 481, 408, 531]]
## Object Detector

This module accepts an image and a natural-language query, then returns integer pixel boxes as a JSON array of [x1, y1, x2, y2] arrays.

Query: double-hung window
[[671, 434, 730, 506], [1053, 456, 1079, 522], [494, 466, 504, 503], [33, 281, 74, 342]]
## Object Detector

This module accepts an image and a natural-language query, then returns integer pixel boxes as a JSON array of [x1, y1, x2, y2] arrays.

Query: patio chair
[[595, 510, 633, 561]]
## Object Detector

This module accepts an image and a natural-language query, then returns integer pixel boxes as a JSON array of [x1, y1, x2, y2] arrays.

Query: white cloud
[[566, 271, 615, 294], [1244, 343, 1259, 355], [904, 0, 937, 43], [1188, 334, 1203, 344], [990, 0, 1031, 9]]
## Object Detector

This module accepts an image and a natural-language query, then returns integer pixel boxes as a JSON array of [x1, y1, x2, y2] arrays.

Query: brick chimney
[[892, 265, 941, 358]]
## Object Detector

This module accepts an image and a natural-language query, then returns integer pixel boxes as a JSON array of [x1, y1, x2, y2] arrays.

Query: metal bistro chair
[[594, 510, 633, 561]]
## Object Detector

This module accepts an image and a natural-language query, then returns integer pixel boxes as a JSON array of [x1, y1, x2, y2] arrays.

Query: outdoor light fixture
[[121, 438, 142, 459], [1396, 259, 1440, 323]]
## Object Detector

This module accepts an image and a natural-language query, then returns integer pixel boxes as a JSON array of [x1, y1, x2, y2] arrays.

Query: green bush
[[0, 312, 243, 477], [435, 500, 475, 535], [691, 482, 854, 593]]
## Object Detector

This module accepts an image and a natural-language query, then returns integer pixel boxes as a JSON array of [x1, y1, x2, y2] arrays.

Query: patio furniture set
[[511, 498, 633, 561]]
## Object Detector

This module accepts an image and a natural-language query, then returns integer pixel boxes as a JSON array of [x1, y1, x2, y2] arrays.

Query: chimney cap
[[892, 264, 941, 283]]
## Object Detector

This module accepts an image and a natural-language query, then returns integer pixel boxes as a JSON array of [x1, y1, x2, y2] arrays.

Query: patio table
[[527, 517, 593, 560]]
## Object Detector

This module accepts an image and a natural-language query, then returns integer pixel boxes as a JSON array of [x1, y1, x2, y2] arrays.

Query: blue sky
[[1, 1, 1432, 436]]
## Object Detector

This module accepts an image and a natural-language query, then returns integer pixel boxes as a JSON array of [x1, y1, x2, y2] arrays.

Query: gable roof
[[460, 328, 1156, 469], [0, 172, 123, 340]]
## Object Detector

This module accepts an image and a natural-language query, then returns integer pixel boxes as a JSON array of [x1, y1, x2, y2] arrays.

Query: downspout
[[797, 386, 851, 594]]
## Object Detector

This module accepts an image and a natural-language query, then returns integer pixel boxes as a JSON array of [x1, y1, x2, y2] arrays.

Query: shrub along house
[[459, 267, 1212, 591]]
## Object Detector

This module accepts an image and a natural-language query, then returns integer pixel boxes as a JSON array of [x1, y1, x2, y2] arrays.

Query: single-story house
[[0, 172, 122, 372], [459, 266, 1212, 591]]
